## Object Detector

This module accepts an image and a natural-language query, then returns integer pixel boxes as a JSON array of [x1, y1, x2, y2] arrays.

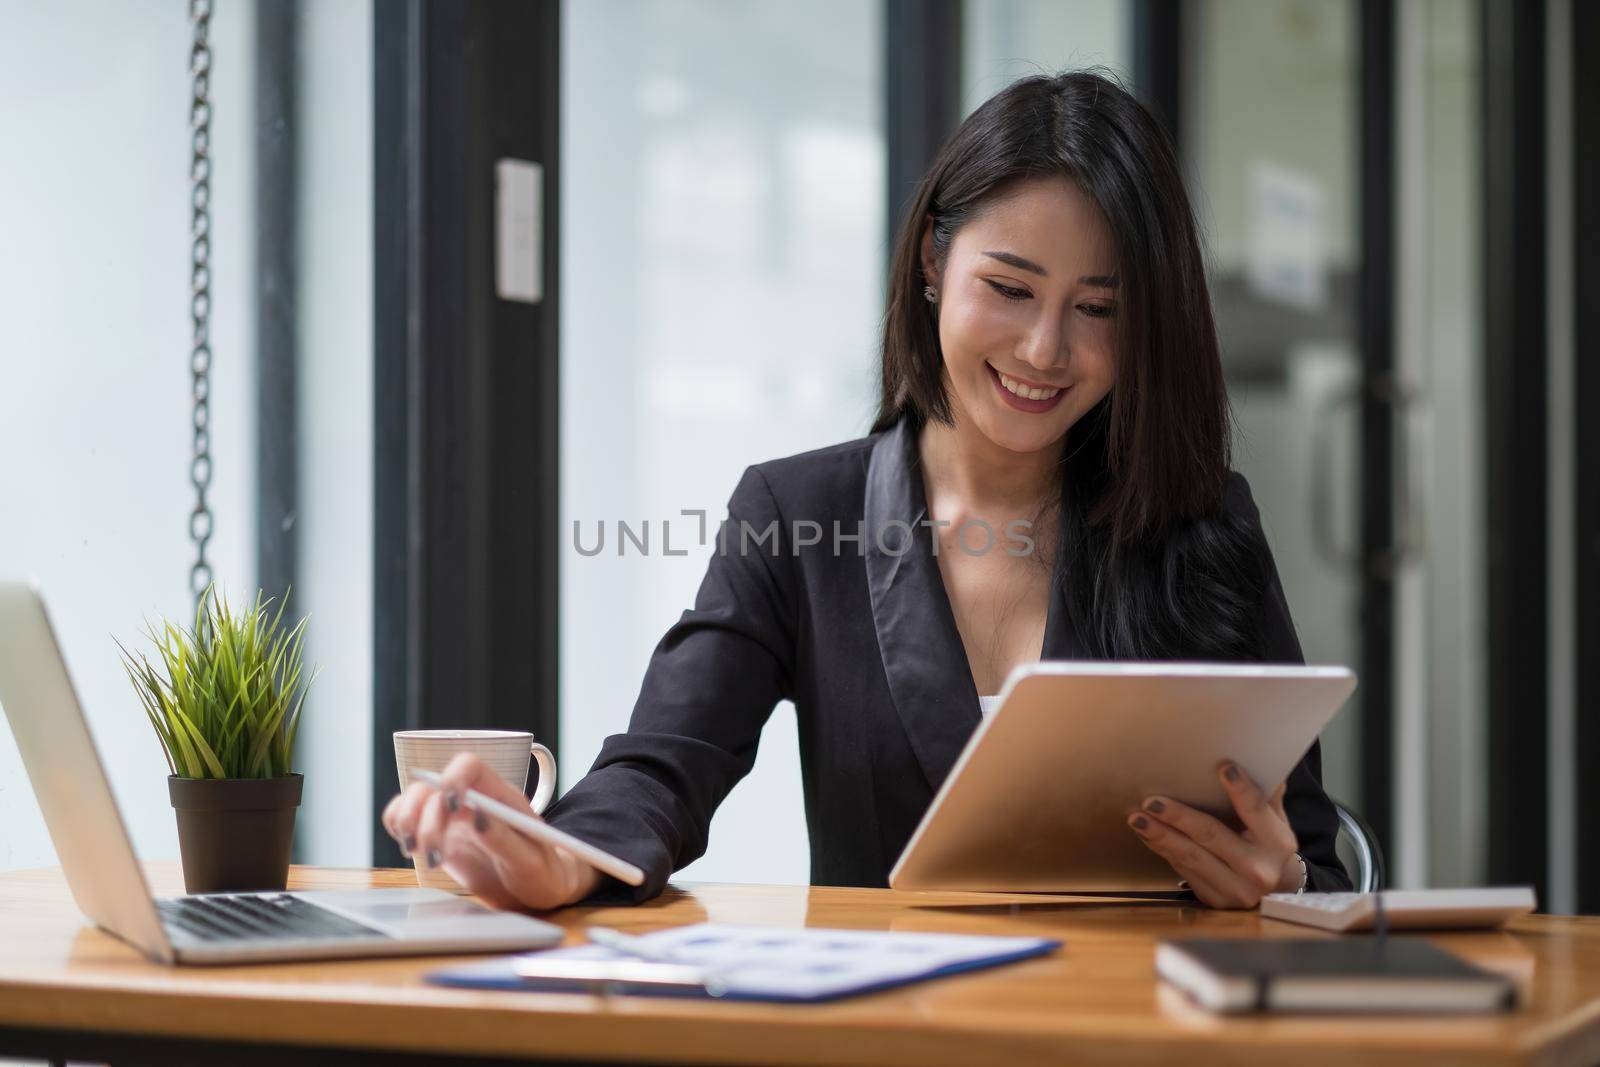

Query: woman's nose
[[1019, 318, 1067, 373]]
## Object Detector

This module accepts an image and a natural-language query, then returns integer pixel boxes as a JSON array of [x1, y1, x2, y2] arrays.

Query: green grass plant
[[117, 585, 317, 780]]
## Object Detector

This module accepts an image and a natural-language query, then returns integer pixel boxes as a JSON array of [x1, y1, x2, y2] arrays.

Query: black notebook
[[1156, 937, 1517, 1014]]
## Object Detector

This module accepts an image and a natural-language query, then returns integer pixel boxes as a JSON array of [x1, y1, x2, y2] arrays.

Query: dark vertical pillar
[[255, 0, 304, 866], [1572, 0, 1600, 915], [256, 0, 299, 615], [1132, 0, 1182, 150], [884, 0, 962, 265], [373, 0, 425, 868], [1357, 0, 1398, 865], [373, 0, 562, 867], [1482, 0, 1549, 905]]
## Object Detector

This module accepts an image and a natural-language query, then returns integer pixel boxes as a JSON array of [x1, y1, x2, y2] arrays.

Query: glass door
[[960, 0, 1380, 837], [1183, 0, 1488, 888], [1180, 0, 1369, 819]]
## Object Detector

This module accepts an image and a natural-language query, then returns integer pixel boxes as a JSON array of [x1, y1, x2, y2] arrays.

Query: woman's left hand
[[1127, 760, 1305, 909]]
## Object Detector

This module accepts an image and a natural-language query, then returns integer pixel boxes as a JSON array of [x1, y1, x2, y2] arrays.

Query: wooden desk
[[2, 863, 1599, 1067]]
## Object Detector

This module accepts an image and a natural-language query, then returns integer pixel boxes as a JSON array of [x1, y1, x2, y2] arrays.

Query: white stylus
[[408, 768, 645, 887]]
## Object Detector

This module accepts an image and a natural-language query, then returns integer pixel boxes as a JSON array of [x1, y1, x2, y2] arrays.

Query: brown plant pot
[[168, 773, 303, 894]]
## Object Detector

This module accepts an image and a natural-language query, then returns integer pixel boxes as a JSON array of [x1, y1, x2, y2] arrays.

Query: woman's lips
[[987, 362, 1067, 414]]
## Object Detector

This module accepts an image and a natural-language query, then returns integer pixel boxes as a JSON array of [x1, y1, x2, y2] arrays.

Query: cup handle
[[528, 742, 557, 815]]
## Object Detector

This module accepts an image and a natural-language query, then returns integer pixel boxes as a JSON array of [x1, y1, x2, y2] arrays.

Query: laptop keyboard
[[157, 893, 389, 943]]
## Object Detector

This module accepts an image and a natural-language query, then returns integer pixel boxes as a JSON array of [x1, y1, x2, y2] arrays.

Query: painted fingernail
[[426, 848, 441, 868], [445, 790, 459, 813], [1131, 815, 1149, 831], [473, 811, 489, 833], [1144, 798, 1165, 814], [402, 834, 416, 857], [1223, 764, 1240, 782]]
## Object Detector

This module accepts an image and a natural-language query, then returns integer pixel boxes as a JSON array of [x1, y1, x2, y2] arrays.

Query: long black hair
[[874, 70, 1271, 661]]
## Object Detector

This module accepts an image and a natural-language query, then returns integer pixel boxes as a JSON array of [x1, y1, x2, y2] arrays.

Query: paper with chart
[[523, 923, 1058, 1000]]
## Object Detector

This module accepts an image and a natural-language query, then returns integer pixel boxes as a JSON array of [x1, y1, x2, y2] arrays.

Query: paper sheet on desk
[[425, 923, 1060, 1002]]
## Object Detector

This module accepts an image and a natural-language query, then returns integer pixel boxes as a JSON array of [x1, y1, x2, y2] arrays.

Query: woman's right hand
[[380, 752, 603, 912]]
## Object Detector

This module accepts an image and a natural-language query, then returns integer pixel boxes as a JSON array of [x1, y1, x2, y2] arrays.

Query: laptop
[[889, 660, 1357, 893], [0, 580, 566, 964]]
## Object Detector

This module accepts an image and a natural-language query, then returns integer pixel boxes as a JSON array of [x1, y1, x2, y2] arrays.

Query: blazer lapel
[[864, 415, 1091, 793], [863, 416, 983, 792], [1040, 537, 1088, 659]]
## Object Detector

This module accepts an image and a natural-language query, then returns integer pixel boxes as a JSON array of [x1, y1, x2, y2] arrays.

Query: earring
[[923, 285, 938, 304]]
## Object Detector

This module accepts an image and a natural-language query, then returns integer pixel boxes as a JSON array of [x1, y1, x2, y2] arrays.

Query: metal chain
[[188, 0, 215, 614]]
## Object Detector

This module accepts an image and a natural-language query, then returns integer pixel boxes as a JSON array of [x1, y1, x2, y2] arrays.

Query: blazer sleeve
[[541, 465, 797, 904], [1227, 472, 1354, 893]]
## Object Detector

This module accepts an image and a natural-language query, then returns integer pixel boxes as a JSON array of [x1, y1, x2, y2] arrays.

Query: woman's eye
[[985, 279, 1030, 302], [983, 280, 1115, 317]]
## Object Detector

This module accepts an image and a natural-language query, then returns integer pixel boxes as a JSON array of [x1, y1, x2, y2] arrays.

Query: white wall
[[0, 0, 373, 875], [560, 0, 885, 885], [964, 0, 1133, 111], [0, 0, 256, 870], [1187, 0, 1358, 274], [293, 0, 374, 866], [1416, 0, 1485, 890]]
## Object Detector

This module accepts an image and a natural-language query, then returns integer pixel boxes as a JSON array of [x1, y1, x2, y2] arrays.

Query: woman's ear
[[918, 213, 940, 289]]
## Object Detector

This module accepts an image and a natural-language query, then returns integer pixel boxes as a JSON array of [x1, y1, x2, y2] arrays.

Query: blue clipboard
[[425, 923, 1061, 1003]]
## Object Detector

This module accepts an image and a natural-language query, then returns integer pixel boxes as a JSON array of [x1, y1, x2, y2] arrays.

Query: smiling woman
[[918, 177, 1120, 445], [879, 72, 1266, 665], [384, 69, 1352, 914]]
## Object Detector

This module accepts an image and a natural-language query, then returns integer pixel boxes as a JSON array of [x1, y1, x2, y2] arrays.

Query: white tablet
[[888, 662, 1357, 893]]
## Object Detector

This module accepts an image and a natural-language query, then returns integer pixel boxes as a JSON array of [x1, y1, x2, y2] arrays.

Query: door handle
[[1309, 374, 1427, 578], [1310, 381, 1362, 573], [1379, 374, 1428, 574]]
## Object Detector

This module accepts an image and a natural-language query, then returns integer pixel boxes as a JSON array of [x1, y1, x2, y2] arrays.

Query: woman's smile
[[986, 360, 1068, 413]]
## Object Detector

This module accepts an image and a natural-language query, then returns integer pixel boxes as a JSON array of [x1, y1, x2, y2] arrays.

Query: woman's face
[[920, 176, 1119, 457]]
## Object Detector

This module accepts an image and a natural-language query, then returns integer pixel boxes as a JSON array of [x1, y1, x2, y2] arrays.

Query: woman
[[382, 70, 1352, 912]]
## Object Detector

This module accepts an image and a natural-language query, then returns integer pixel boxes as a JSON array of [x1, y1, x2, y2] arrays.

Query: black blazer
[[544, 414, 1353, 902]]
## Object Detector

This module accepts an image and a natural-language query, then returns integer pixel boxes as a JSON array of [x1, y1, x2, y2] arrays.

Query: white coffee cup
[[393, 729, 556, 892]]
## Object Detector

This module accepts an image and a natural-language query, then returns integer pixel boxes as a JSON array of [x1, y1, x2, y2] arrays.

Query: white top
[[978, 694, 1001, 716]]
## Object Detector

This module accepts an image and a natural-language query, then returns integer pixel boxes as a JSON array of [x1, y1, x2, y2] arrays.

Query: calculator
[[1260, 887, 1537, 932]]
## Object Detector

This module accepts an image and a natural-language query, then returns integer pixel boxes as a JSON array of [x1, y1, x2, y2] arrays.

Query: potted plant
[[117, 585, 318, 894]]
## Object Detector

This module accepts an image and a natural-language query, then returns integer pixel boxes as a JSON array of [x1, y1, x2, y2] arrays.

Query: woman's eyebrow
[[981, 250, 1117, 287], [982, 250, 1048, 275]]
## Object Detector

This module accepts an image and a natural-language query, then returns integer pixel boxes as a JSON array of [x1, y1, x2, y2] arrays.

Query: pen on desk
[[586, 925, 730, 997], [406, 768, 646, 886]]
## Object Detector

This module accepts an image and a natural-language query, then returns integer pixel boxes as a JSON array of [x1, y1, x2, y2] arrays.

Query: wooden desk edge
[[0, 865, 1595, 1067]]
